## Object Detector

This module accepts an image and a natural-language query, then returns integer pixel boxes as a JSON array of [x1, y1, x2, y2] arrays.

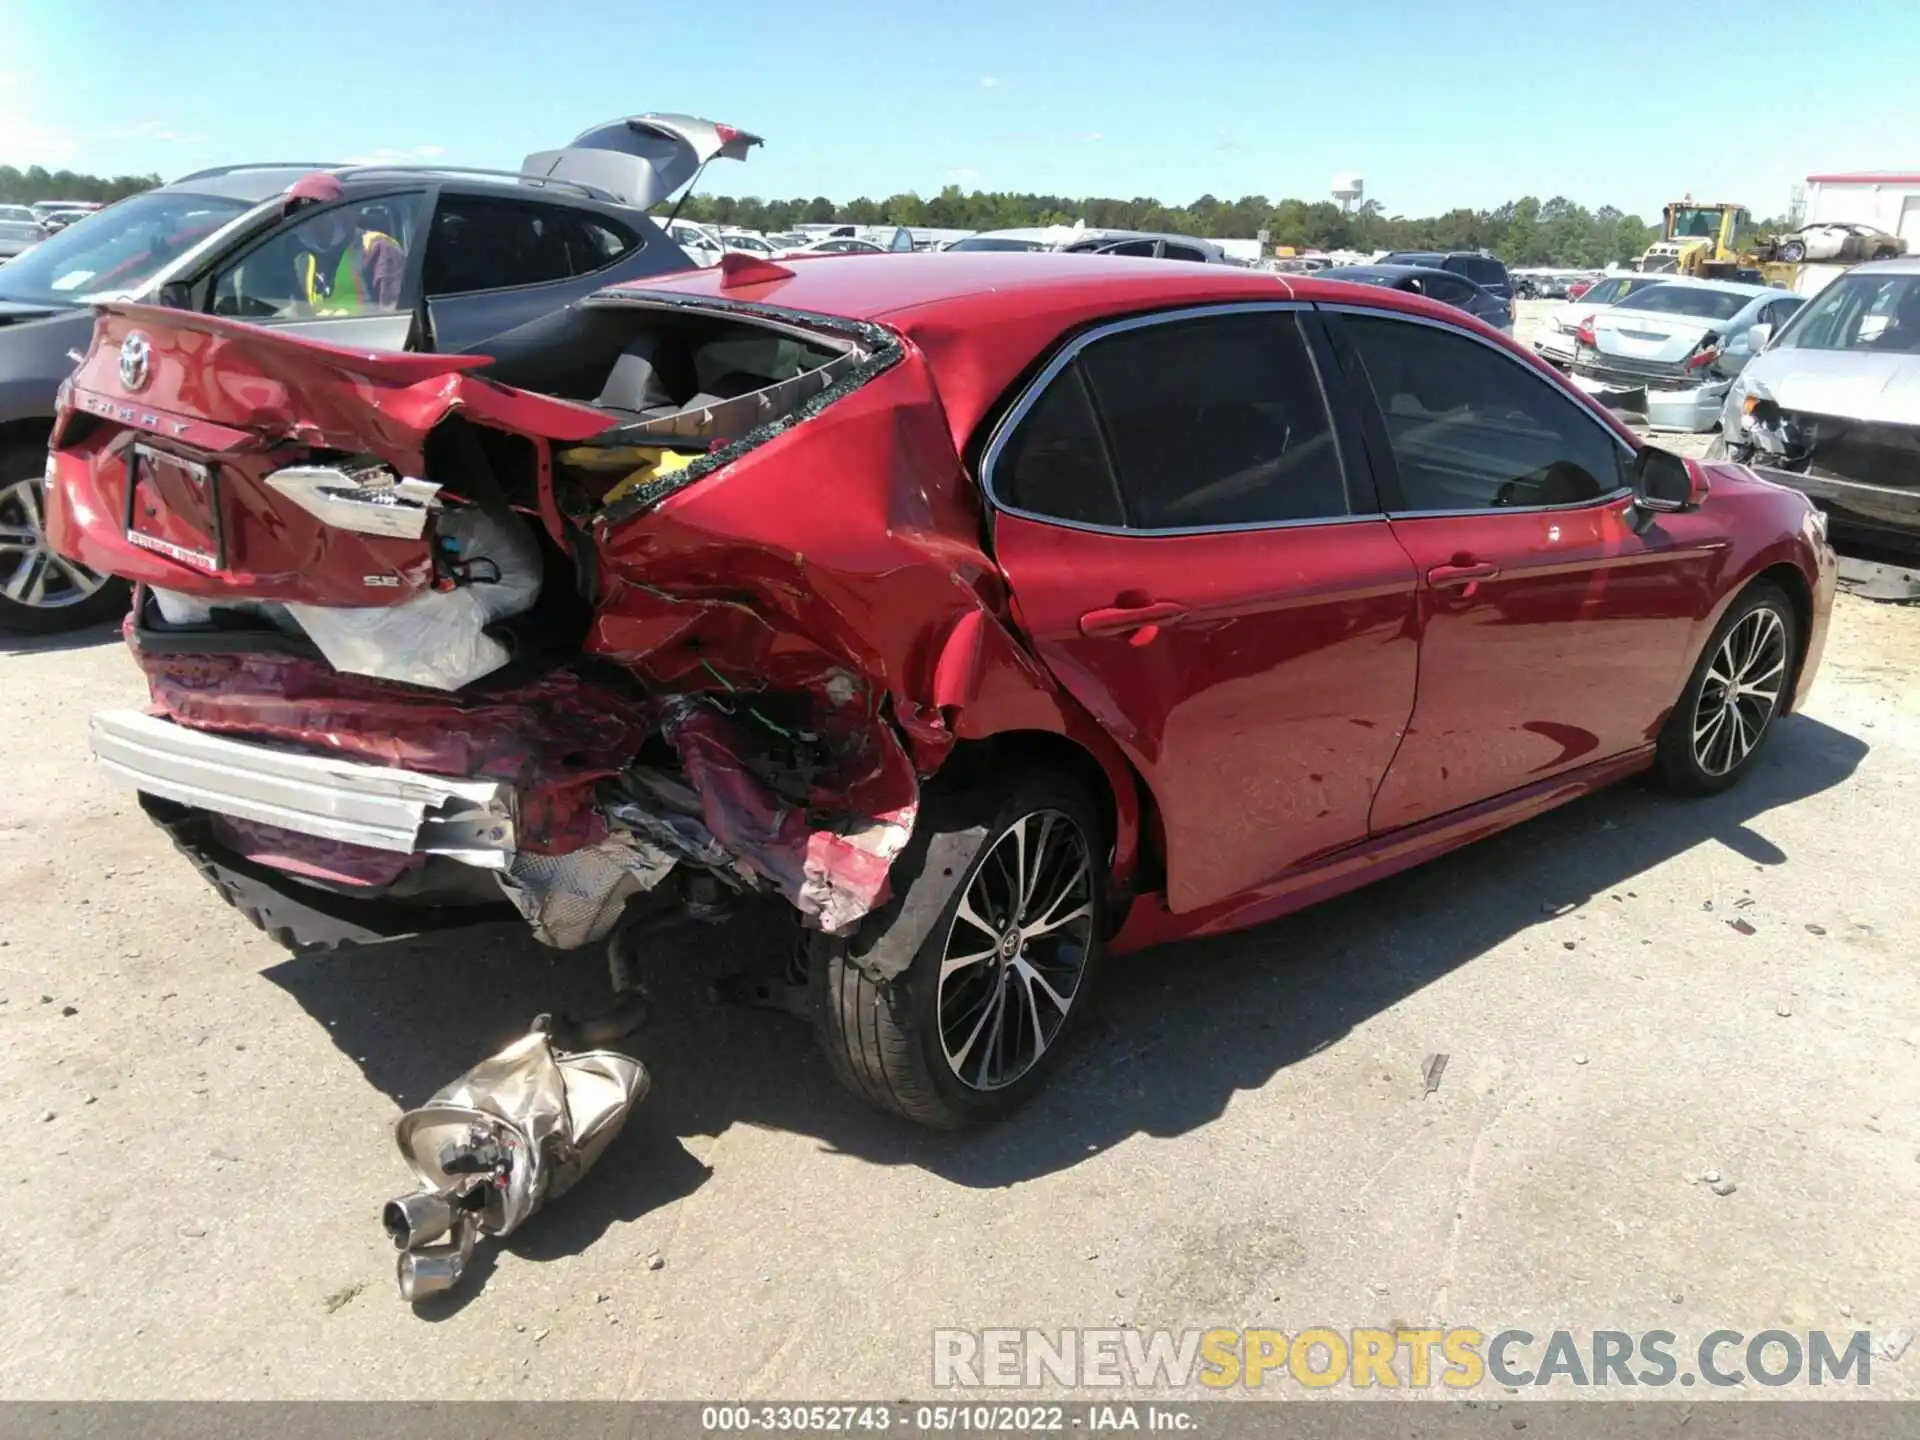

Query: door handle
[[1079, 601, 1190, 638], [1426, 562, 1500, 587]]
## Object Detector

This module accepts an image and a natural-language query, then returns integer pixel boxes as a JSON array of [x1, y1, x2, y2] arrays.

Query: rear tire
[[1654, 582, 1797, 796], [0, 442, 129, 636], [813, 763, 1108, 1128]]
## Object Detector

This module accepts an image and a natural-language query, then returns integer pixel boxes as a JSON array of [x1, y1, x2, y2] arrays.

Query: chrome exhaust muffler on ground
[[382, 1016, 649, 1304]]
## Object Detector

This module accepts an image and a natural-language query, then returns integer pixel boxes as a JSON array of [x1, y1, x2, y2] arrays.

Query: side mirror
[[154, 281, 193, 310], [1746, 322, 1772, 354], [1630, 445, 1707, 515]]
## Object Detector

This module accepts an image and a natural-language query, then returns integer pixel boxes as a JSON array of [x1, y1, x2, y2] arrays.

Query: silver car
[[1568, 278, 1805, 431], [1715, 257, 1920, 547], [0, 205, 49, 259]]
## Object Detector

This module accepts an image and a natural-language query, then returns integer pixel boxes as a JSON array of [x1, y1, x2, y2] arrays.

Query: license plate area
[[124, 443, 224, 573]]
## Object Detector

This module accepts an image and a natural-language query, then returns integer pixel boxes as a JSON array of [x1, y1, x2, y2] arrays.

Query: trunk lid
[[46, 302, 613, 608], [1591, 309, 1716, 365], [520, 114, 764, 210]]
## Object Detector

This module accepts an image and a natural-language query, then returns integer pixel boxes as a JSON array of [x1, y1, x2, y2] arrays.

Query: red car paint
[[49, 254, 1833, 956]]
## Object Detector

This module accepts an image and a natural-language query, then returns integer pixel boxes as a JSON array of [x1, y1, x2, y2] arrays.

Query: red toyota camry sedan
[[48, 251, 1834, 1127]]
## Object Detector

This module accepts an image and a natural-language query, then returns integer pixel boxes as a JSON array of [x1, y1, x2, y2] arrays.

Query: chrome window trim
[[978, 300, 1374, 539], [1321, 301, 1637, 517]]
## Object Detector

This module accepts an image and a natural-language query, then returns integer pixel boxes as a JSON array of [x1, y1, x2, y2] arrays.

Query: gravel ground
[[2, 345, 1916, 1398]]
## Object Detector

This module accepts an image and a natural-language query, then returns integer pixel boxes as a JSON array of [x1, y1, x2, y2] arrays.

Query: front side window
[[1342, 313, 1626, 512], [423, 195, 584, 296], [211, 191, 426, 320]]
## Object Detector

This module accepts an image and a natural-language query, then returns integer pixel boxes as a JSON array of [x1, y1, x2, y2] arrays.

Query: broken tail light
[[1684, 331, 1722, 373], [1575, 318, 1597, 349]]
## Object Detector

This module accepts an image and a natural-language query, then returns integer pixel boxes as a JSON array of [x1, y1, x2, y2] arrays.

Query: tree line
[[674, 187, 1669, 266], [0, 165, 164, 206], [3, 162, 1672, 266]]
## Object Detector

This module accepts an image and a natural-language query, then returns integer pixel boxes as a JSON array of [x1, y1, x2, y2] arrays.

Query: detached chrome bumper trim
[[90, 709, 516, 868]]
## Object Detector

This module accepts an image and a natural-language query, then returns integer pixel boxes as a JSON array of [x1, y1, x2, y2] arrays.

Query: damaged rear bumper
[[91, 709, 517, 867], [1569, 367, 1728, 432]]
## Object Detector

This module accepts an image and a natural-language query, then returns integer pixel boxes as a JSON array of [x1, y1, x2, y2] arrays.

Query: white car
[[1776, 223, 1906, 265], [664, 219, 725, 266], [1533, 272, 1677, 365], [776, 236, 888, 258], [717, 229, 779, 257]]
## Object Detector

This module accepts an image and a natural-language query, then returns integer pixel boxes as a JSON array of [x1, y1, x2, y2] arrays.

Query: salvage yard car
[[1568, 278, 1805, 431], [48, 252, 1833, 1128], [1715, 257, 1920, 549], [0, 113, 758, 635], [1319, 263, 1513, 332], [1772, 221, 1907, 265], [1534, 272, 1681, 367]]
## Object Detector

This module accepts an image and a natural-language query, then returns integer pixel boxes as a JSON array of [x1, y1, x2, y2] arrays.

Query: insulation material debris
[[285, 508, 545, 692]]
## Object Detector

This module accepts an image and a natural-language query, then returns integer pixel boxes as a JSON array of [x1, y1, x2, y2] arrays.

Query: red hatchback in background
[[47, 252, 1834, 1127]]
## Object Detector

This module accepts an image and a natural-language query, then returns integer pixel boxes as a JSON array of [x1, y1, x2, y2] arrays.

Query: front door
[[1327, 308, 1717, 832], [984, 304, 1420, 913], [205, 189, 428, 352]]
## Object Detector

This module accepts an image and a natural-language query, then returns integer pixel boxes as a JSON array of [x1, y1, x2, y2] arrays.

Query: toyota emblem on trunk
[[119, 331, 153, 392]]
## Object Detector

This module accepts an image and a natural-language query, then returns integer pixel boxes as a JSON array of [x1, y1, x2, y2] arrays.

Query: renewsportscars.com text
[[932, 1327, 1878, 1390]]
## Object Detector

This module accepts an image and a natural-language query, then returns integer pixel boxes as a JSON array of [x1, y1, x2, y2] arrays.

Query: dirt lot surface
[[3, 392, 1917, 1399]]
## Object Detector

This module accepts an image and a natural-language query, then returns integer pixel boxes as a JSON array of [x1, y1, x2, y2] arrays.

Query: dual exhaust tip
[[381, 1018, 650, 1305]]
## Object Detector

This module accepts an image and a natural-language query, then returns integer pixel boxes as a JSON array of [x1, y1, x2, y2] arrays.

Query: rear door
[[985, 303, 1420, 914], [1325, 306, 1716, 831], [421, 192, 643, 353]]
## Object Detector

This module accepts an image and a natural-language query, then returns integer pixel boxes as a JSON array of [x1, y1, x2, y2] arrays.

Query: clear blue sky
[[4, 0, 1917, 221]]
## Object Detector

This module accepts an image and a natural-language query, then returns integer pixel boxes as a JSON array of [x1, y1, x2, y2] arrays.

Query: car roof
[[159, 162, 626, 207], [608, 251, 1506, 449]]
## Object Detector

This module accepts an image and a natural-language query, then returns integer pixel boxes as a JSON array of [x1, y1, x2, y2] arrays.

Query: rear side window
[[565, 213, 640, 271], [424, 195, 582, 296], [1162, 243, 1208, 262], [1452, 256, 1507, 288], [1077, 311, 1347, 528], [1421, 274, 1476, 305], [995, 368, 1125, 527]]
